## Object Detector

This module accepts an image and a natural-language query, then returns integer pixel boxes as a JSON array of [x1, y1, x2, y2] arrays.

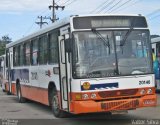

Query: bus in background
[[151, 37, 160, 91], [0, 55, 6, 92], [5, 14, 157, 117]]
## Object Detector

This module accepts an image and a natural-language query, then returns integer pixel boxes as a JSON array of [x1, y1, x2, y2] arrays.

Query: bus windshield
[[72, 30, 152, 78]]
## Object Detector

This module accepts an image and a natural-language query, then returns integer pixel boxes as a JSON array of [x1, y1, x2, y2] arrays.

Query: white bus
[[151, 37, 160, 90], [0, 54, 6, 92], [5, 14, 157, 117]]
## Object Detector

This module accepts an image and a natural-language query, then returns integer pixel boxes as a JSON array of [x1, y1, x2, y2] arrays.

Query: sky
[[0, 0, 160, 41]]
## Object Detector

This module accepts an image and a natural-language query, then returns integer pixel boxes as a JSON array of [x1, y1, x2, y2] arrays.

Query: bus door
[[58, 34, 71, 111]]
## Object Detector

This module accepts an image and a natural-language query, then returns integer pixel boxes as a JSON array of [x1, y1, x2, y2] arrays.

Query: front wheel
[[51, 90, 67, 118]]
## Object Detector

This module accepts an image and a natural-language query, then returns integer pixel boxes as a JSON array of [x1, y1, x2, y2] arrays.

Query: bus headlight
[[82, 94, 89, 99], [147, 89, 152, 94], [140, 89, 146, 95], [91, 93, 96, 99]]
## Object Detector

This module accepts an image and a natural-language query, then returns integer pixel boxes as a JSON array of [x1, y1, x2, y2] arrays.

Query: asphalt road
[[0, 88, 160, 125]]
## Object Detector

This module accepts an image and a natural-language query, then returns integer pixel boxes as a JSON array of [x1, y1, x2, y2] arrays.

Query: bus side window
[[6, 49, 9, 68], [13, 45, 20, 66], [24, 41, 31, 66], [156, 43, 160, 60], [31, 39, 38, 65], [20, 44, 24, 66], [39, 35, 48, 64], [48, 30, 59, 64]]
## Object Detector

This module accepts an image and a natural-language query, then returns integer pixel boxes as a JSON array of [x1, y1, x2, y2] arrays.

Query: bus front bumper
[[70, 95, 157, 114]]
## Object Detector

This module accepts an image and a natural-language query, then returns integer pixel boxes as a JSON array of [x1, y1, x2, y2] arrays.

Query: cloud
[[1, 0, 160, 16], [0, 0, 52, 12]]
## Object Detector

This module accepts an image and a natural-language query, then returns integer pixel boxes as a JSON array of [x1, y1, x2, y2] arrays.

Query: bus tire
[[17, 84, 26, 103], [51, 89, 67, 118]]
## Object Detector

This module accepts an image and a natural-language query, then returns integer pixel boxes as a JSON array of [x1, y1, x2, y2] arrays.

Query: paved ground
[[0, 87, 160, 125]]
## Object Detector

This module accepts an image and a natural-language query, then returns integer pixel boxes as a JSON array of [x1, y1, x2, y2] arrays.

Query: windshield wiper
[[120, 18, 135, 47], [120, 27, 134, 46], [91, 28, 110, 50]]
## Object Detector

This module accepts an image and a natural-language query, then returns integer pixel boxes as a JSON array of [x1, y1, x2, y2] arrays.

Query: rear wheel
[[51, 89, 67, 118], [17, 84, 26, 103]]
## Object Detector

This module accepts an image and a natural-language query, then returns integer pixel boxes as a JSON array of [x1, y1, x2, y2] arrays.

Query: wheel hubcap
[[53, 95, 59, 114]]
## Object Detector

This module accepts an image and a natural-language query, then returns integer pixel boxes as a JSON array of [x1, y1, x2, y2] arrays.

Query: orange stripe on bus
[[5, 82, 9, 92], [11, 83, 16, 95], [70, 87, 156, 101], [70, 94, 157, 114], [21, 85, 49, 105]]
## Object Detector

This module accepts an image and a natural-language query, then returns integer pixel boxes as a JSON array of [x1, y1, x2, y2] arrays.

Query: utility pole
[[35, 16, 48, 29], [49, 0, 65, 23]]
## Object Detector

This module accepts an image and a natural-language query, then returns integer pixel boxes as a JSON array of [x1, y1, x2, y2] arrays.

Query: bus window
[[24, 42, 31, 65], [39, 35, 48, 64], [20, 44, 24, 66], [31, 39, 38, 65], [13, 46, 20, 66], [48, 31, 59, 64], [6, 49, 8, 68], [156, 42, 160, 61]]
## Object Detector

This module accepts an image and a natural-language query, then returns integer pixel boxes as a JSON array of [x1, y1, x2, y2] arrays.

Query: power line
[[104, 0, 122, 13], [106, 0, 133, 14], [23, 8, 50, 36], [63, 0, 72, 5], [23, 19, 36, 36], [56, 0, 61, 3], [148, 14, 160, 21], [65, 0, 78, 7], [97, 0, 116, 13], [146, 9, 160, 18], [90, 0, 110, 14], [111, 0, 142, 13]]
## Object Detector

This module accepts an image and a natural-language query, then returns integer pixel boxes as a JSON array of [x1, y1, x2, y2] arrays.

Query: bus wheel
[[17, 84, 26, 103], [51, 90, 66, 118]]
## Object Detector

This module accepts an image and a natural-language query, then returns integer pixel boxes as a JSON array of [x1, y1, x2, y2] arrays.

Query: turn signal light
[[75, 94, 82, 100]]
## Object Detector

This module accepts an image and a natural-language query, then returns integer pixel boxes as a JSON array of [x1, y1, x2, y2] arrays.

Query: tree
[[0, 35, 12, 56]]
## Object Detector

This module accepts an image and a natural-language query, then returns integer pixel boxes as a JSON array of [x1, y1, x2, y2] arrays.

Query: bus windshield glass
[[72, 30, 152, 78]]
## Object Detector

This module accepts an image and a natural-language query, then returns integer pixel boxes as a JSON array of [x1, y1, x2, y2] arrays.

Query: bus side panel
[[11, 82, 16, 95], [21, 84, 49, 105]]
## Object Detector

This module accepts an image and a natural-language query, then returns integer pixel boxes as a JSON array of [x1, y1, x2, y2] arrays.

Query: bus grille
[[98, 89, 138, 98], [101, 99, 139, 110]]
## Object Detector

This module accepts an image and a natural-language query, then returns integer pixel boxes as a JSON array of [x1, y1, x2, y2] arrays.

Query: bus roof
[[6, 17, 70, 48], [6, 14, 145, 48], [151, 37, 160, 44]]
